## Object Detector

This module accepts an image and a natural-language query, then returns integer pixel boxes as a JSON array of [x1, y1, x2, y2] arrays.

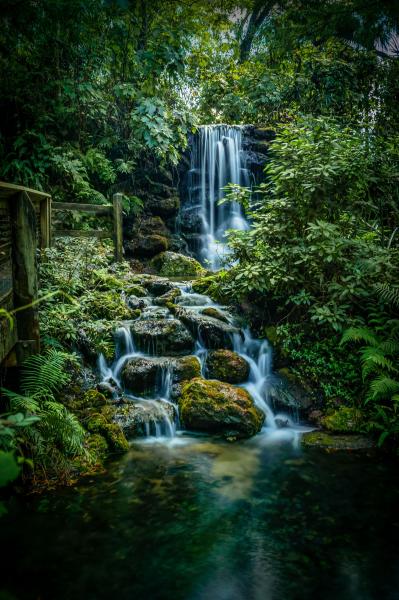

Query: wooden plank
[[0, 181, 50, 202], [113, 193, 123, 262], [53, 229, 111, 239], [52, 202, 112, 215], [9, 191, 40, 357]]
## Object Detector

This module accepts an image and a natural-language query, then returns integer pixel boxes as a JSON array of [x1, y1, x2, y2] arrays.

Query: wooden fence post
[[10, 191, 40, 359], [113, 193, 123, 262], [40, 196, 52, 248]]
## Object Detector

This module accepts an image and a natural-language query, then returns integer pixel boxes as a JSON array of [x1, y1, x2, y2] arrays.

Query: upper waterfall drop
[[188, 125, 250, 270]]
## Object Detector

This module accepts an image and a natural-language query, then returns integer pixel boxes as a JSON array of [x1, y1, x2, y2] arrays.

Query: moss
[[83, 389, 108, 409], [86, 407, 129, 453], [124, 284, 147, 297], [154, 288, 181, 306], [82, 290, 131, 321], [150, 251, 205, 278], [205, 350, 249, 384], [201, 307, 229, 323], [92, 269, 125, 291], [86, 433, 109, 460], [301, 431, 374, 451], [180, 377, 264, 439], [173, 356, 201, 382], [322, 407, 364, 433], [264, 326, 278, 346]]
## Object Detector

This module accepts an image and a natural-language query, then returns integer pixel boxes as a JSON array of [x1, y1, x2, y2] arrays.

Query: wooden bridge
[[0, 182, 123, 366]]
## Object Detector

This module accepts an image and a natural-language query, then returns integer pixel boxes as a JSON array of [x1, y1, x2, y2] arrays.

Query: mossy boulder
[[86, 412, 129, 453], [179, 378, 264, 439], [83, 290, 131, 321], [113, 400, 175, 437], [205, 350, 250, 384], [322, 407, 364, 433], [172, 356, 201, 382], [130, 318, 195, 355], [172, 306, 239, 349], [146, 278, 175, 296], [124, 283, 148, 297], [150, 251, 205, 278], [154, 288, 181, 306], [92, 270, 125, 291], [201, 307, 229, 323], [121, 357, 170, 395], [86, 433, 109, 460], [301, 431, 374, 452]]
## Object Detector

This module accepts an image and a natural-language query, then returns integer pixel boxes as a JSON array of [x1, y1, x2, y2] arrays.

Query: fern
[[340, 327, 379, 347], [366, 376, 399, 404], [375, 283, 399, 307], [21, 349, 71, 397]]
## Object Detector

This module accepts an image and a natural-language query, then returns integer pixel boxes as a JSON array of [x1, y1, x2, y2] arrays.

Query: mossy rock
[[124, 283, 148, 297], [83, 290, 131, 321], [121, 357, 170, 395], [322, 407, 364, 433], [130, 318, 194, 356], [86, 433, 109, 460], [77, 320, 116, 362], [147, 196, 180, 218], [150, 251, 205, 278], [154, 288, 182, 306], [171, 305, 239, 350], [301, 431, 374, 452], [179, 377, 264, 439], [91, 270, 125, 291], [83, 389, 108, 409], [205, 350, 250, 384], [113, 400, 175, 438], [86, 410, 129, 453], [201, 307, 229, 323], [126, 234, 169, 258], [172, 356, 201, 382]]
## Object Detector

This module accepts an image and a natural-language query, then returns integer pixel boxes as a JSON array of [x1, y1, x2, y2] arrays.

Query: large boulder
[[179, 378, 264, 439], [269, 368, 315, 415], [201, 307, 229, 323], [172, 306, 239, 349], [150, 251, 205, 278], [321, 407, 364, 433], [205, 350, 250, 384], [113, 399, 176, 437], [130, 318, 195, 355]]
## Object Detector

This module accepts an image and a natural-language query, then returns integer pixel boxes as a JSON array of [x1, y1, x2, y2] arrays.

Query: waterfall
[[188, 125, 250, 269]]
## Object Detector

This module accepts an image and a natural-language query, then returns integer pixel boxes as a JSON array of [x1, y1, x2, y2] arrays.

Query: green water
[[1, 435, 399, 600]]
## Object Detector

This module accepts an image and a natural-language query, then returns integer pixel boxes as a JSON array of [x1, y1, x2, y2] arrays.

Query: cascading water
[[188, 125, 250, 269]]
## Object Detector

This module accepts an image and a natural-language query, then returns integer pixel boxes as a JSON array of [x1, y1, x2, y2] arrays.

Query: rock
[[275, 417, 290, 428], [171, 306, 239, 349], [126, 295, 148, 310], [145, 278, 175, 296], [179, 378, 264, 439], [301, 431, 375, 452], [124, 283, 148, 297], [252, 127, 276, 141], [147, 196, 180, 218], [153, 288, 181, 306], [121, 357, 170, 395], [96, 381, 120, 399], [130, 318, 195, 355], [150, 251, 205, 278], [269, 368, 315, 414], [128, 234, 169, 258], [322, 407, 364, 433], [201, 307, 229, 323], [172, 355, 201, 382], [87, 410, 129, 453], [205, 350, 250, 384], [113, 399, 175, 437], [179, 207, 203, 234]]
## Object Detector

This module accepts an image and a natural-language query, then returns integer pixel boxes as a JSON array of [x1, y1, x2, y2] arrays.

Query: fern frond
[[40, 402, 86, 456], [341, 327, 379, 346], [375, 283, 399, 307], [2, 388, 40, 413], [366, 376, 399, 403], [360, 347, 398, 379], [379, 340, 399, 356], [21, 350, 71, 397]]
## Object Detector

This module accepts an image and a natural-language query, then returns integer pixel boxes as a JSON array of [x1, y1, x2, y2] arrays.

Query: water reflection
[[1, 437, 399, 600]]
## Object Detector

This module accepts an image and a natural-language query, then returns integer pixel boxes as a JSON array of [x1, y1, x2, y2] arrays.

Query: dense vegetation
[[1, 0, 399, 494]]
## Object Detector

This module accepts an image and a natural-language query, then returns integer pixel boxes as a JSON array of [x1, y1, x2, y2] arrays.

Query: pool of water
[[1, 434, 399, 600]]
